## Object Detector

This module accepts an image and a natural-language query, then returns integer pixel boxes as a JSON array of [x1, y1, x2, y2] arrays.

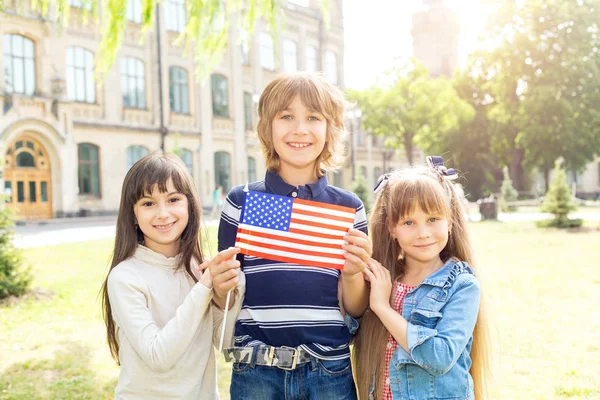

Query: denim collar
[[420, 258, 473, 288], [264, 169, 329, 198]]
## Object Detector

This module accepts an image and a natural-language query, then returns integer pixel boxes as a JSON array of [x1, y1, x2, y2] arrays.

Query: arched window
[[248, 157, 256, 183], [283, 40, 297, 72], [121, 57, 146, 109], [305, 46, 318, 72], [165, 0, 186, 32], [214, 151, 231, 192], [169, 67, 189, 114], [66, 47, 96, 103], [126, 145, 149, 169], [16, 152, 35, 167], [211, 74, 229, 117], [78, 143, 101, 196], [3, 34, 36, 95]]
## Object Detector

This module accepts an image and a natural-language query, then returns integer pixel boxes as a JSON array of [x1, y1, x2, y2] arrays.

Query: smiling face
[[390, 205, 450, 268], [271, 94, 327, 183], [133, 178, 189, 258]]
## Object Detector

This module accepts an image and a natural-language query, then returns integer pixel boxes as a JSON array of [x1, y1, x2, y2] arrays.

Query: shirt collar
[[264, 169, 329, 198]]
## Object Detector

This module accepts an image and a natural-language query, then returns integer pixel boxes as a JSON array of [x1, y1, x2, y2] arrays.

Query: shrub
[[350, 173, 371, 214], [0, 205, 31, 300], [499, 166, 518, 212], [538, 160, 579, 229]]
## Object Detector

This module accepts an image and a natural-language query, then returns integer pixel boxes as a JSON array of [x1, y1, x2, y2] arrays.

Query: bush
[[538, 160, 579, 229], [499, 166, 518, 212], [0, 205, 31, 300], [350, 173, 371, 214], [536, 218, 583, 229]]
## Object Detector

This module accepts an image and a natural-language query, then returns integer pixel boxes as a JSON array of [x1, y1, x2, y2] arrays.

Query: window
[[360, 166, 367, 180], [66, 47, 96, 103], [121, 57, 146, 109], [244, 92, 253, 131], [127, 0, 142, 23], [333, 170, 343, 188], [165, 0, 186, 32], [325, 51, 338, 85], [214, 151, 231, 192], [3, 34, 36, 96], [240, 28, 250, 65], [126, 145, 149, 169], [283, 40, 297, 72], [305, 46, 318, 72], [248, 157, 256, 183], [16, 152, 35, 167], [69, 0, 92, 10], [260, 33, 275, 71], [211, 74, 229, 117], [78, 143, 100, 196], [169, 67, 189, 114], [179, 149, 193, 176]]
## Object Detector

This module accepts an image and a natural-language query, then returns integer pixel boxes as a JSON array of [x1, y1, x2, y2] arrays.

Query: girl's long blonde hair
[[353, 166, 491, 399], [100, 152, 204, 364]]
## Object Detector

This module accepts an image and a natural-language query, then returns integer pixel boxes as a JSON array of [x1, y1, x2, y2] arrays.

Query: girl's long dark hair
[[100, 152, 204, 363]]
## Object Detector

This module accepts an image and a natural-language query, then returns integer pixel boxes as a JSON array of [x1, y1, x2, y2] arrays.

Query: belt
[[224, 345, 312, 370]]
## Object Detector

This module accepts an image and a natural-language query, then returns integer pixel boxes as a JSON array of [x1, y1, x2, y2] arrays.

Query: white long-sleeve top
[[107, 245, 245, 400]]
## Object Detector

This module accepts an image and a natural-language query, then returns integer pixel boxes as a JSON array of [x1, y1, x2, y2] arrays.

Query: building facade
[[0, 0, 345, 219]]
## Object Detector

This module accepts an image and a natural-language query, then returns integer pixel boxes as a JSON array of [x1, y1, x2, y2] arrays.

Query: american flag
[[235, 191, 356, 270]]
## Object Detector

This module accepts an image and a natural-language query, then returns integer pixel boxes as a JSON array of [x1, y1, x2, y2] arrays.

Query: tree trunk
[[543, 167, 550, 193], [509, 148, 525, 191]]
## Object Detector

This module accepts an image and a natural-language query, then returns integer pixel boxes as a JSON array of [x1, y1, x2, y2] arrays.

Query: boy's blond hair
[[256, 72, 347, 177]]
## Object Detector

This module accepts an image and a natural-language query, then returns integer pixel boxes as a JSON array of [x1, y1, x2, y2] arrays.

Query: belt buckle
[[277, 346, 299, 371], [265, 346, 275, 367]]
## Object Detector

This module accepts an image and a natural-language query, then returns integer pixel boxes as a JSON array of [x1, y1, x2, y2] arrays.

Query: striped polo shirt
[[218, 170, 368, 360]]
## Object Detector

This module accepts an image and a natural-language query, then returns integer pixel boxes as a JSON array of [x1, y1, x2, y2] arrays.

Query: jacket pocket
[[410, 308, 442, 329]]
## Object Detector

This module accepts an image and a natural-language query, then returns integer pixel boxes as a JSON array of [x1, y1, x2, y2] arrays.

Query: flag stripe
[[238, 224, 344, 244], [236, 238, 345, 260], [291, 210, 355, 227], [287, 227, 345, 240], [236, 230, 344, 250], [294, 198, 356, 214], [239, 247, 344, 270], [292, 203, 356, 221], [290, 218, 350, 233]]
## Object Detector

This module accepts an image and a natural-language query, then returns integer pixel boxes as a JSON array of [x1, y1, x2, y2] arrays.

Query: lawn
[[1, 222, 599, 399]]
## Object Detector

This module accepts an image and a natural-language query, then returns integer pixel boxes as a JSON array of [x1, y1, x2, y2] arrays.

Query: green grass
[[1, 223, 600, 399]]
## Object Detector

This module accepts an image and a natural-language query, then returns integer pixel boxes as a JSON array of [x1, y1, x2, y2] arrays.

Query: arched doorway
[[4, 136, 52, 220]]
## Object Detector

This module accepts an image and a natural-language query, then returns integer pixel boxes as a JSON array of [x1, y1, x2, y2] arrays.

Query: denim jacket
[[372, 259, 481, 400]]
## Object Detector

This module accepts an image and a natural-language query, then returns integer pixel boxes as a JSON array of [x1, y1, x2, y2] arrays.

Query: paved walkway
[[13, 211, 600, 249]]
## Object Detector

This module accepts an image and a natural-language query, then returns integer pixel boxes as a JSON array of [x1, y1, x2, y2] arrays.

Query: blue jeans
[[230, 354, 357, 400]]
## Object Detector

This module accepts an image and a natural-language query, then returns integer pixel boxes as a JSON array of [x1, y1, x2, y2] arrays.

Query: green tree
[[475, 0, 600, 190], [348, 59, 474, 165], [0, 206, 31, 300], [539, 159, 580, 228], [499, 166, 518, 212]]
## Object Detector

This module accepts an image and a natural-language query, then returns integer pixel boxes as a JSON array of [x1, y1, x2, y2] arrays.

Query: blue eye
[[281, 114, 292, 120], [403, 221, 413, 226], [308, 116, 321, 121], [428, 217, 438, 223]]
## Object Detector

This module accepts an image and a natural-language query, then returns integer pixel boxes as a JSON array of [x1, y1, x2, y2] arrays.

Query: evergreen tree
[[538, 160, 581, 228], [0, 205, 31, 300]]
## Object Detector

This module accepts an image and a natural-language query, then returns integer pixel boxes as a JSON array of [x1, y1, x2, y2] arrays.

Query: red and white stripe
[[235, 198, 355, 270]]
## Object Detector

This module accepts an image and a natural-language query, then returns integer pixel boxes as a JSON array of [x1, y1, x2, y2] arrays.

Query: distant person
[[353, 156, 491, 400], [100, 152, 245, 399]]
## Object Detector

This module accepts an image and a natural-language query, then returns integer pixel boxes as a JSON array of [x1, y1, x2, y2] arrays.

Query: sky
[[343, 0, 486, 89]]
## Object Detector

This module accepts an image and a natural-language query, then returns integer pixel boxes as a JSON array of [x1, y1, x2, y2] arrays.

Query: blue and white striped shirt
[[218, 170, 368, 360]]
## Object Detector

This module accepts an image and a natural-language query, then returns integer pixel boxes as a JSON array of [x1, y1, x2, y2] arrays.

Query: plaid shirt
[[382, 282, 415, 400]]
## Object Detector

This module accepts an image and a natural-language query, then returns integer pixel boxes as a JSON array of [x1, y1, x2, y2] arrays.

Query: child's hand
[[363, 259, 392, 312], [204, 247, 241, 299], [342, 229, 372, 276]]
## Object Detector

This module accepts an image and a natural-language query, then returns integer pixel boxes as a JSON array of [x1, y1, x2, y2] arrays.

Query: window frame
[[121, 57, 146, 109], [169, 66, 190, 114], [3, 34, 36, 96], [211, 74, 229, 118], [78, 143, 101, 197], [260, 33, 275, 71], [66, 46, 96, 103], [283, 39, 298, 73], [165, 0, 186, 33], [126, 145, 150, 170]]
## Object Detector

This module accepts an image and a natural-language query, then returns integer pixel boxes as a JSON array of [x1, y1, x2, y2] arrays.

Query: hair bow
[[373, 172, 391, 196], [426, 156, 457, 181]]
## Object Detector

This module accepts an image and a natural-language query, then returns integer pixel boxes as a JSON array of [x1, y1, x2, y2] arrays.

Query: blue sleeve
[[394, 275, 481, 376], [352, 194, 368, 235]]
